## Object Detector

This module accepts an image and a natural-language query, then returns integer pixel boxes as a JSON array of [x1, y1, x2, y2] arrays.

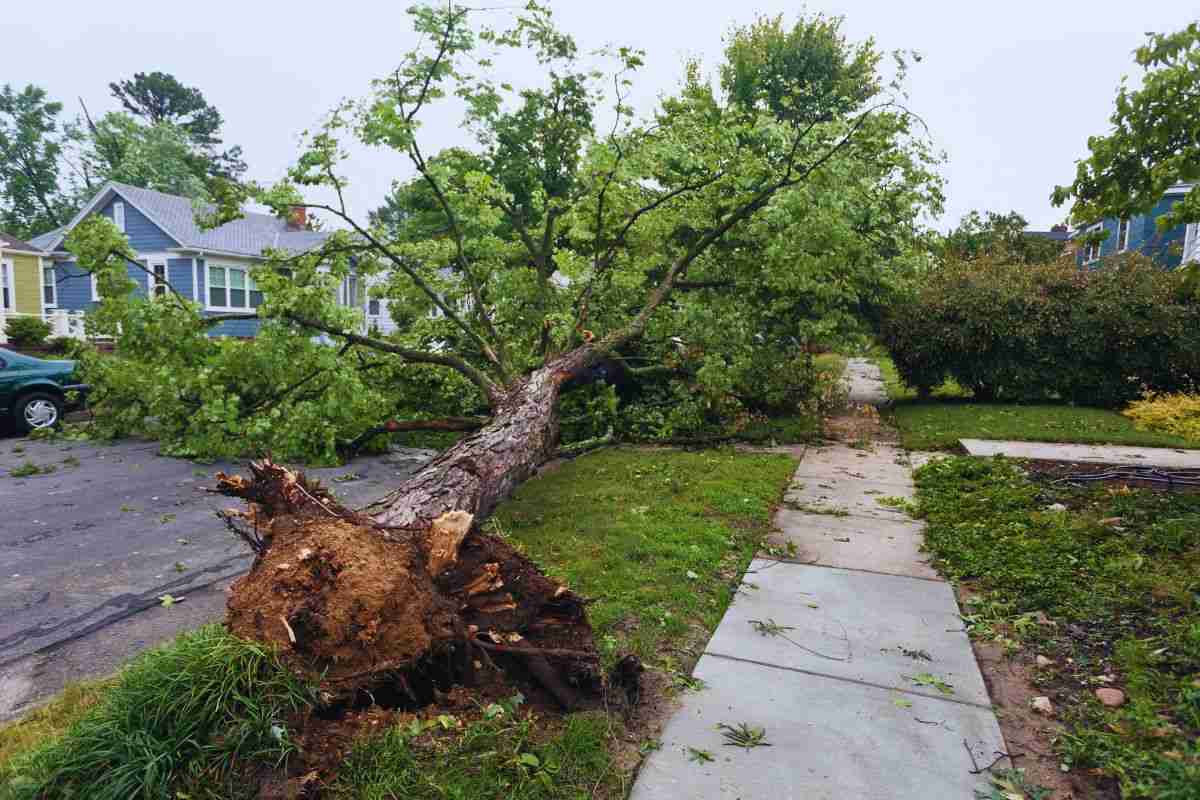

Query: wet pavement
[[0, 435, 433, 670]]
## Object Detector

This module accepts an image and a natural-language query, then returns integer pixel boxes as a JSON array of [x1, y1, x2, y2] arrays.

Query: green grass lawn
[[1, 446, 796, 800], [915, 457, 1200, 799], [873, 353, 1200, 451]]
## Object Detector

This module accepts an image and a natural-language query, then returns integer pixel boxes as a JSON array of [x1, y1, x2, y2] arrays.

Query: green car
[[0, 347, 89, 433]]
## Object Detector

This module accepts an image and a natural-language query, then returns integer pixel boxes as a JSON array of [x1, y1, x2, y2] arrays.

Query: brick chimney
[[287, 205, 307, 231]]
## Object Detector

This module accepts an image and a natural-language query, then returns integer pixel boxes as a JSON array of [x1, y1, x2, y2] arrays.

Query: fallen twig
[[963, 739, 981, 773], [556, 426, 615, 458]]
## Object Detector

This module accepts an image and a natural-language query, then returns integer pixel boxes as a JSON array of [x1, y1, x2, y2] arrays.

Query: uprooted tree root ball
[[216, 459, 634, 713]]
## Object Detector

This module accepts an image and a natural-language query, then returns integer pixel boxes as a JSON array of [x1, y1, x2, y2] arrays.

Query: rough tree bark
[[217, 347, 621, 711]]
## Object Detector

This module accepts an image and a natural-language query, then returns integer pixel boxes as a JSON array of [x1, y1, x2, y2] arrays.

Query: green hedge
[[3, 316, 52, 349], [881, 255, 1200, 407]]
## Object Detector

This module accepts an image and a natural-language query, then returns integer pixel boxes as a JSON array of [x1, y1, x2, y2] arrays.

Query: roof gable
[[43, 182, 332, 258]]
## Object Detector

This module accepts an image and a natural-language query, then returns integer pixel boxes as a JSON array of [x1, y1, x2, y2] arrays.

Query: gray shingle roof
[[1026, 229, 1071, 241], [43, 182, 332, 258], [0, 232, 44, 253], [28, 228, 62, 250], [108, 183, 331, 257]]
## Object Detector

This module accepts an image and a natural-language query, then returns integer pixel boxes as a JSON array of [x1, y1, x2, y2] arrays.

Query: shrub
[[43, 336, 87, 358], [1123, 391, 1200, 442], [881, 255, 1200, 407], [3, 316, 52, 349]]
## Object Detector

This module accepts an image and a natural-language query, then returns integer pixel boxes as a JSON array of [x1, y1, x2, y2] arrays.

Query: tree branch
[[342, 415, 489, 454], [592, 104, 892, 357], [297, 203, 507, 380], [285, 312, 501, 407]]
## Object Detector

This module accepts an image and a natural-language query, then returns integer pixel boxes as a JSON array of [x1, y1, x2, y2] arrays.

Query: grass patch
[[915, 457, 1200, 798], [495, 447, 795, 668], [3, 447, 795, 799], [891, 402, 1200, 451], [873, 349, 968, 402], [1, 625, 315, 800], [0, 682, 113, 769], [873, 352, 1199, 451], [7, 461, 56, 478], [331, 699, 613, 800]]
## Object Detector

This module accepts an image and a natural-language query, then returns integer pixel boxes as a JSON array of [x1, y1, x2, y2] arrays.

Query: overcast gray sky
[[4, 1, 1196, 231]]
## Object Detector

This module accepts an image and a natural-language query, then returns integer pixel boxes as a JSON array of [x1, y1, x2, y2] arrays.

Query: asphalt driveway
[[0, 435, 434, 669]]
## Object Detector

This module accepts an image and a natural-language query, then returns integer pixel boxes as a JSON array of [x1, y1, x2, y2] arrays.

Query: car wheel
[[15, 392, 64, 434]]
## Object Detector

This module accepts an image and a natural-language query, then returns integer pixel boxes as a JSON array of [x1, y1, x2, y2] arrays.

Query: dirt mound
[[226, 517, 447, 682]]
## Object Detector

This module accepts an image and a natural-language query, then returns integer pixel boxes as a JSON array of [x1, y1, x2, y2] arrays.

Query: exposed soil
[[970, 639, 1115, 800], [824, 399, 897, 444]]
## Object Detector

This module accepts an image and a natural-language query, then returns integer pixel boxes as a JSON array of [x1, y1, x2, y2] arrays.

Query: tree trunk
[[217, 348, 622, 711]]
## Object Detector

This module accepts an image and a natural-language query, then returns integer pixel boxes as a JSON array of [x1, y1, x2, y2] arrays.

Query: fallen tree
[[69, 5, 941, 707]]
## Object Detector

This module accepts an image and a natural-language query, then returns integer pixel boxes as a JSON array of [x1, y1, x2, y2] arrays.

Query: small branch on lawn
[[555, 426, 615, 459]]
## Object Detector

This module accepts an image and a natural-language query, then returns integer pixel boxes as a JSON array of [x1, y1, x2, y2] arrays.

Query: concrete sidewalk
[[961, 438, 1200, 468], [631, 359, 1005, 799]]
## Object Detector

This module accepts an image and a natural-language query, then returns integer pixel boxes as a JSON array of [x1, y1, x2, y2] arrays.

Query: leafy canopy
[[0, 84, 77, 238], [1053, 22, 1200, 229], [70, 3, 942, 461], [941, 209, 1067, 265]]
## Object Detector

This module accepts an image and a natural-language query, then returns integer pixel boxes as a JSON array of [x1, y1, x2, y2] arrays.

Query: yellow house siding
[[9, 253, 43, 314]]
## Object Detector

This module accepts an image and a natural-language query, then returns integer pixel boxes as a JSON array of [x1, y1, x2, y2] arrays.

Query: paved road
[[0, 434, 434, 669]]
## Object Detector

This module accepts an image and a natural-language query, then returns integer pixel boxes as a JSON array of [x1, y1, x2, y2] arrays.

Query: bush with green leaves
[[2, 315, 52, 349], [42, 335, 87, 358], [882, 254, 1200, 406]]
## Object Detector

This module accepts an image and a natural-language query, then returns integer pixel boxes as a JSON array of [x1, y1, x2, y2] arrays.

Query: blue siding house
[[28, 182, 357, 337], [1074, 183, 1199, 270]]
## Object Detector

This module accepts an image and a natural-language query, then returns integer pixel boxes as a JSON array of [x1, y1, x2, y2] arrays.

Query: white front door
[[0, 259, 13, 311]]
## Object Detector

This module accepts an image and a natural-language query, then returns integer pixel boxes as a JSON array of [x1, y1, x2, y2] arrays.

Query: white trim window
[[42, 263, 57, 309], [206, 263, 262, 311], [1184, 223, 1199, 265], [147, 257, 168, 300], [0, 259, 13, 311], [1117, 218, 1131, 252], [90, 272, 99, 302], [1083, 223, 1105, 263], [112, 201, 126, 232]]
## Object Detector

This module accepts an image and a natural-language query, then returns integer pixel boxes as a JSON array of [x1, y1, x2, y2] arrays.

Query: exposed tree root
[[216, 458, 607, 711]]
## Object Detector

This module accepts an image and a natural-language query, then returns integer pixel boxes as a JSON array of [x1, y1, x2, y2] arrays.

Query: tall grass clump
[[2, 625, 314, 800]]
